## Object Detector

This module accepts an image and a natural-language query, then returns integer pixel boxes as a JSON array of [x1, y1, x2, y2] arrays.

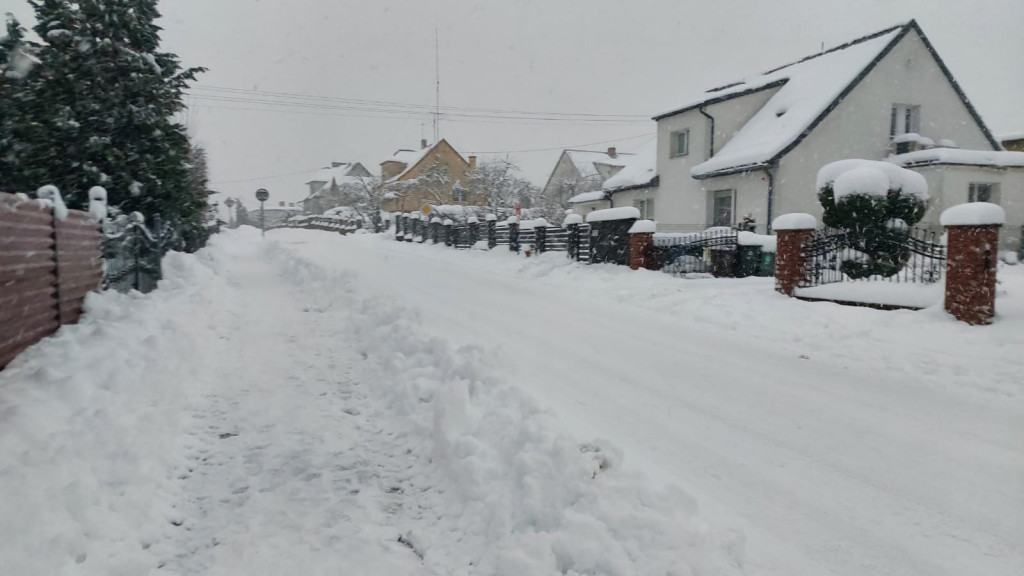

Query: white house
[[541, 147, 633, 208], [629, 20, 1022, 249]]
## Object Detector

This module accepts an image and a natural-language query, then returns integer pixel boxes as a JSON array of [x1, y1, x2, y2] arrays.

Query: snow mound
[[266, 243, 746, 576], [940, 202, 1006, 226], [817, 159, 928, 201], [629, 219, 657, 234], [772, 213, 817, 231], [586, 206, 641, 223]]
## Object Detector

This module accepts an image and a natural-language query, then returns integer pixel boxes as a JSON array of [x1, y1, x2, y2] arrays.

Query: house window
[[451, 185, 467, 203], [634, 199, 654, 220], [890, 104, 921, 152], [672, 130, 690, 157], [709, 190, 734, 226], [968, 183, 999, 204]]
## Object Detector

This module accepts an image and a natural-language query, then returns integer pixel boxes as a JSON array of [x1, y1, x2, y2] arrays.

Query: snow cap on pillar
[[628, 219, 657, 234], [563, 213, 583, 226], [772, 213, 817, 231], [940, 202, 1005, 227]]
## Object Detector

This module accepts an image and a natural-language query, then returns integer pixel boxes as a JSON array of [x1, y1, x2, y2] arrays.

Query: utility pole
[[434, 26, 440, 143]]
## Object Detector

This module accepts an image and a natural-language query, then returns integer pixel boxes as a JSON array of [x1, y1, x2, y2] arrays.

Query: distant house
[[260, 201, 303, 226], [302, 162, 372, 215], [541, 147, 632, 208], [379, 139, 481, 213], [629, 20, 1022, 249], [568, 140, 659, 221]]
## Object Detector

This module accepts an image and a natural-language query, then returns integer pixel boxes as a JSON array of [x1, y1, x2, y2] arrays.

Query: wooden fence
[[1, 192, 103, 369]]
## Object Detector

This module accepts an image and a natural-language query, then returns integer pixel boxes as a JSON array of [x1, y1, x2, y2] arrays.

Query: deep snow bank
[[0, 248, 231, 575], [263, 239, 747, 575]]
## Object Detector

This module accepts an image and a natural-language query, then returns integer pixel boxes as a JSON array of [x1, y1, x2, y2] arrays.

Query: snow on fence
[[272, 214, 363, 233], [652, 228, 776, 278], [1, 191, 103, 369]]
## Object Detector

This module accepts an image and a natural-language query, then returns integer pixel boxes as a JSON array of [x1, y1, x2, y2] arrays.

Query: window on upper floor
[[671, 130, 690, 157], [452, 186, 467, 203], [890, 104, 921, 152], [968, 183, 1000, 204], [633, 199, 654, 220]]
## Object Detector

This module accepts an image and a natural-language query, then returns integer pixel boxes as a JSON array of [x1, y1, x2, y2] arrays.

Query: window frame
[[671, 129, 690, 158], [633, 198, 654, 220], [709, 189, 735, 227], [890, 104, 921, 138], [968, 182, 999, 204]]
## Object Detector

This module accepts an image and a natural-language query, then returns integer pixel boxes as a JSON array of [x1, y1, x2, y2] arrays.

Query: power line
[[209, 133, 656, 186], [187, 84, 650, 120], [464, 132, 655, 154]]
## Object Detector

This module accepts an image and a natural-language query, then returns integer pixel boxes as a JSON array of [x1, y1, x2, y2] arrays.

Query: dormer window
[[890, 104, 921, 153], [672, 130, 690, 157]]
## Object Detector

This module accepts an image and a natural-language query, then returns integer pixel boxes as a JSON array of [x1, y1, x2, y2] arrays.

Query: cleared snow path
[[0, 228, 741, 576], [272, 230, 1024, 576]]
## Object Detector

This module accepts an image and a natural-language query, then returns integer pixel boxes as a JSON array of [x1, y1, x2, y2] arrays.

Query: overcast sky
[[2, 0, 1022, 207]]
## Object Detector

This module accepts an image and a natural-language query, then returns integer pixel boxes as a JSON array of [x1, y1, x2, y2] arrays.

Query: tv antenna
[[433, 25, 441, 143]]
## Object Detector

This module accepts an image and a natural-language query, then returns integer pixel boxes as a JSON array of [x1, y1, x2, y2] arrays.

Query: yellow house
[[380, 139, 482, 212]]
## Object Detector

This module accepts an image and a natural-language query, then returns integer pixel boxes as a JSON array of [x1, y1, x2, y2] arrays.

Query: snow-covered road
[[277, 229, 1024, 576], [1, 228, 743, 576]]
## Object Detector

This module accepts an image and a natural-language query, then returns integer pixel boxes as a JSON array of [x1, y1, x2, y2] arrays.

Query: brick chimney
[[468, 155, 477, 170], [421, 139, 428, 149], [607, 147, 617, 158]]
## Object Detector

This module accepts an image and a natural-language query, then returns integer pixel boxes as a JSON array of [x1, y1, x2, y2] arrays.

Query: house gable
[[690, 20, 1000, 179]]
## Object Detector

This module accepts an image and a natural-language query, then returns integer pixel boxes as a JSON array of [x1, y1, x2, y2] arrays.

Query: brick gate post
[[771, 213, 817, 297], [941, 203, 1004, 325], [628, 220, 656, 270]]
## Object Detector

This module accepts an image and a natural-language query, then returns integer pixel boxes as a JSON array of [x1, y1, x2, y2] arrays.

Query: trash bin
[[736, 245, 761, 278], [758, 251, 776, 277]]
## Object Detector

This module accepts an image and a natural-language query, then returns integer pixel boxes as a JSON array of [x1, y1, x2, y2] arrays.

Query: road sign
[[224, 198, 236, 208], [256, 188, 269, 202], [421, 205, 432, 214]]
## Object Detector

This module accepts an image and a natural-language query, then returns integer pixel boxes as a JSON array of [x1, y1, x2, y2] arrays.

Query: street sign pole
[[256, 188, 270, 237]]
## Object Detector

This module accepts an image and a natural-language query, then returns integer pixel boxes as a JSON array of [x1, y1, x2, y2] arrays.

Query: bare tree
[[464, 157, 536, 218]]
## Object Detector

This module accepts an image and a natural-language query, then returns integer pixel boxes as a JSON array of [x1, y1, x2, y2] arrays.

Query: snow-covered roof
[[568, 190, 607, 204], [998, 131, 1024, 142], [304, 163, 367, 199], [382, 140, 468, 184], [602, 139, 657, 191], [887, 148, 1024, 169], [683, 25, 905, 177], [564, 149, 632, 180]]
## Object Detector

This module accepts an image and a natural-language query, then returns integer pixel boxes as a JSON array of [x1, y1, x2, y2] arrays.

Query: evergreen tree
[[0, 0, 204, 225], [818, 161, 928, 278]]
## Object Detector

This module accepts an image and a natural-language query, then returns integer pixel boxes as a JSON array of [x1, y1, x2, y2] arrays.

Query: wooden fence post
[[486, 214, 497, 249]]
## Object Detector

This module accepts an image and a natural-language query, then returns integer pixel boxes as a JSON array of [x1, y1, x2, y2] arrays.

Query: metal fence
[[653, 227, 740, 276], [801, 226, 945, 287]]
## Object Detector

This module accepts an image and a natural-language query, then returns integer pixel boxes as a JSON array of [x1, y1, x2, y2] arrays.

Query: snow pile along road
[[0, 228, 744, 576]]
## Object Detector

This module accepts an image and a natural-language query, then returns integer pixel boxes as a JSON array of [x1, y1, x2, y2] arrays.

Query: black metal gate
[[588, 218, 635, 265], [802, 226, 945, 287]]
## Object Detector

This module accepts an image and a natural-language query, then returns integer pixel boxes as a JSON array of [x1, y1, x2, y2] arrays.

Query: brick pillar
[[944, 225, 1000, 325], [772, 213, 817, 297], [628, 232, 653, 270]]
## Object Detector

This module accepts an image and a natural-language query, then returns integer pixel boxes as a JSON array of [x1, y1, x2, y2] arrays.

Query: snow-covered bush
[[816, 160, 929, 279]]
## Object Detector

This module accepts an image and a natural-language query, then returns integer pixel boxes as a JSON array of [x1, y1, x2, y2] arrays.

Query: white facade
[[646, 22, 1015, 247], [913, 165, 1024, 251]]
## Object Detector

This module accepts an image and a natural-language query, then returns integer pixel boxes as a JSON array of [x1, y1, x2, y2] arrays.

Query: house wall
[[608, 185, 657, 217], [381, 141, 479, 213], [348, 163, 373, 178], [654, 88, 780, 231], [914, 165, 1024, 251], [542, 153, 592, 204], [772, 28, 997, 222]]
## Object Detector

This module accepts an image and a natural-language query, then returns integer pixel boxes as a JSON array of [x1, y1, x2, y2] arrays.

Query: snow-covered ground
[[2, 227, 1021, 576], [266, 229, 1023, 576], [0, 228, 743, 576]]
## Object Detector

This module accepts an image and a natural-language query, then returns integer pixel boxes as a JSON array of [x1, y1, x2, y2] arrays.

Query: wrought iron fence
[[801, 226, 945, 287], [652, 227, 739, 276]]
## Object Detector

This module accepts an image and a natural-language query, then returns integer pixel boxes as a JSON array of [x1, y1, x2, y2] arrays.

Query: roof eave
[[606, 175, 660, 194], [653, 80, 789, 122]]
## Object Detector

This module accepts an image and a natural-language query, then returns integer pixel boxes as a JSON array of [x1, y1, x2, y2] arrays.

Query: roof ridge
[[706, 21, 911, 94]]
